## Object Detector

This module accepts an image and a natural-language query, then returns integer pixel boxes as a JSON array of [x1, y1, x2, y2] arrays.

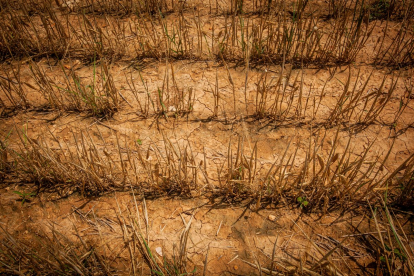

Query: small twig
[[341, 231, 387, 238], [96, 120, 118, 132], [216, 220, 223, 236], [227, 255, 238, 264], [118, 91, 133, 108]]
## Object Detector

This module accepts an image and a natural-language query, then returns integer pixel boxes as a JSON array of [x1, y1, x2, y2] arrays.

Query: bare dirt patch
[[1, 0, 414, 275]]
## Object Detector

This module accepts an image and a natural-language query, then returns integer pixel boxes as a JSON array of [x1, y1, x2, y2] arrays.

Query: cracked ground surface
[[0, 190, 387, 275], [1, 0, 414, 274]]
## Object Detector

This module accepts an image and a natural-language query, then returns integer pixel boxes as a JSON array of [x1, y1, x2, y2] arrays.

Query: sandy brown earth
[[1, 60, 413, 275], [1, 0, 414, 275], [1, 188, 405, 275]]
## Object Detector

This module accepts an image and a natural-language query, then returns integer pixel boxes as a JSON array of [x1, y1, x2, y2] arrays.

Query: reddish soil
[[1, 1, 414, 275]]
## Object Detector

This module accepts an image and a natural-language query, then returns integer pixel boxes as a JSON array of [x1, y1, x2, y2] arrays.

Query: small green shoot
[[13, 190, 36, 205], [297, 196, 309, 208]]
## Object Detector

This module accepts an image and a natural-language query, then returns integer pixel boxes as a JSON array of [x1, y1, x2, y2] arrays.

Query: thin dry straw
[[0, 0, 386, 66]]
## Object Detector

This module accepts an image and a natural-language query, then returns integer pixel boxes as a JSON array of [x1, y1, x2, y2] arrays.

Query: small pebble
[[268, 215, 276, 221]]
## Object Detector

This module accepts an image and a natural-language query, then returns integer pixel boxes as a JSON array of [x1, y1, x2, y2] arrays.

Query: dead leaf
[[317, 154, 325, 174], [155, 247, 163, 257]]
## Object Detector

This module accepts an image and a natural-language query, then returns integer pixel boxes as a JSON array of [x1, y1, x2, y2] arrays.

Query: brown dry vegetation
[[0, 0, 414, 275]]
